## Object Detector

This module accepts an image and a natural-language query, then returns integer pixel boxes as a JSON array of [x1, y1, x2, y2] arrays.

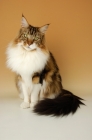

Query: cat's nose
[[27, 39, 33, 45]]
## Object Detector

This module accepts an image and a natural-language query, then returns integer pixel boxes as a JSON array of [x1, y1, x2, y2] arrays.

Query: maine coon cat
[[6, 15, 84, 116]]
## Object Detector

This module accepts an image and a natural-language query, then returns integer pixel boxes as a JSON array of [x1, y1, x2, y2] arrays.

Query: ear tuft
[[39, 24, 50, 34], [21, 15, 29, 28]]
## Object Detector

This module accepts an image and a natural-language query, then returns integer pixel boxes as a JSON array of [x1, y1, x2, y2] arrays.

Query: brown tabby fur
[[7, 15, 84, 116]]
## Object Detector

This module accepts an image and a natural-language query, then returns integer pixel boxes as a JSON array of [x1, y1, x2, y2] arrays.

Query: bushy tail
[[33, 89, 85, 116]]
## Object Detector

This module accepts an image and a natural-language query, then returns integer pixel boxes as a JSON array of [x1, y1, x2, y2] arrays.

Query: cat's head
[[14, 15, 49, 51]]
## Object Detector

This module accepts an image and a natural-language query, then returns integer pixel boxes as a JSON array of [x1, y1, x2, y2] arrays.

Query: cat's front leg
[[30, 84, 41, 108], [20, 82, 30, 109]]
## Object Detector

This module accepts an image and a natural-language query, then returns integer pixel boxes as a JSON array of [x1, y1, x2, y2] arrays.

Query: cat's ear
[[21, 14, 29, 28], [39, 24, 50, 34]]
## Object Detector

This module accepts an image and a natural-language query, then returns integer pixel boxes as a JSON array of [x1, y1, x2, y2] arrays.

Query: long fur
[[6, 15, 85, 116], [33, 89, 85, 116]]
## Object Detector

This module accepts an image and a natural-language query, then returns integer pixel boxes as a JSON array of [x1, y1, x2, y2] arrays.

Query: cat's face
[[14, 15, 49, 51]]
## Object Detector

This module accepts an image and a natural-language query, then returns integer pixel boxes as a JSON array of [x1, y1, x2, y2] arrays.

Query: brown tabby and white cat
[[6, 15, 84, 116]]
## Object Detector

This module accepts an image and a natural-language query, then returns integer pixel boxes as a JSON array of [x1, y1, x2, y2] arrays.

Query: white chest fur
[[6, 42, 49, 76]]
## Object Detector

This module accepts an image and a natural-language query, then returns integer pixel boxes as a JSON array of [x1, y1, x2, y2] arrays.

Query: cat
[[6, 15, 85, 116]]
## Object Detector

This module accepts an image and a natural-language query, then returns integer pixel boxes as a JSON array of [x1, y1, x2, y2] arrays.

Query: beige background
[[0, 0, 92, 96]]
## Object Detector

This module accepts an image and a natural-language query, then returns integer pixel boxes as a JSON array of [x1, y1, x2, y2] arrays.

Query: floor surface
[[0, 95, 92, 140]]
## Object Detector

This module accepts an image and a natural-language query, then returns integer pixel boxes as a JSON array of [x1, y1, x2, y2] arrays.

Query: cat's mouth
[[23, 46, 37, 51], [23, 43, 37, 51]]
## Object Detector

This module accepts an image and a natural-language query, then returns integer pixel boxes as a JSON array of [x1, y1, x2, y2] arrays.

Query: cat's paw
[[30, 102, 36, 109], [20, 102, 30, 109]]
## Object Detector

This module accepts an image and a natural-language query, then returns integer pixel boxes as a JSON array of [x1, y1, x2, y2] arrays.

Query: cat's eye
[[34, 37, 40, 41], [24, 34, 27, 37], [22, 34, 27, 38]]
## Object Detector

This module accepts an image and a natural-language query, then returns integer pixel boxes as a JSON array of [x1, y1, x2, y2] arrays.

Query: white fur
[[17, 80, 24, 99], [30, 84, 41, 108], [19, 92, 24, 99], [6, 41, 49, 108], [6, 42, 49, 75]]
